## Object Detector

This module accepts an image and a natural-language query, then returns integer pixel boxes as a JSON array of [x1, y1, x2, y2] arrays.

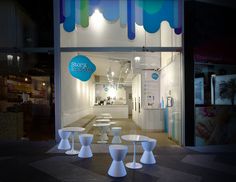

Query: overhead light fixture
[[134, 56, 141, 62], [7, 54, 13, 61], [91, 8, 104, 31], [111, 71, 115, 77], [17, 56, 20, 61], [94, 9, 100, 14], [42, 82, 46, 86], [25, 77, 28, 82]]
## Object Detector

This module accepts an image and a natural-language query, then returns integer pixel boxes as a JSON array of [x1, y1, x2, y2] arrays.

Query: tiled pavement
[[0, 140, 236, 182]]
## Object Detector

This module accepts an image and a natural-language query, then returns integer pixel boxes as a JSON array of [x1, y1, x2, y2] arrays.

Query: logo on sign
[[152, 72, 159, 80], [68, 55, 96, 81]]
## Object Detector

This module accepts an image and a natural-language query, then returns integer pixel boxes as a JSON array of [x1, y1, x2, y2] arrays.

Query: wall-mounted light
[[25, 77, 28, 82], [42, 82, 46, 86], [111, 71, 115, 77], [7, 54, 13, 61]]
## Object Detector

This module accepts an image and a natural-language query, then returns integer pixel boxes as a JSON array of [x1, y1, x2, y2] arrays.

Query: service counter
[[93, 104, 128, 118]]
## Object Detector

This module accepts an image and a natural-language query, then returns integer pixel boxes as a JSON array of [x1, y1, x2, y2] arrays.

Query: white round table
[[101, 113, 112, 117], [121, 134, 149, 169], [62, 127, 85, 155], [93, 123, 110, 143], [95, 118, 111, 123], [96, 116, 112, 119]]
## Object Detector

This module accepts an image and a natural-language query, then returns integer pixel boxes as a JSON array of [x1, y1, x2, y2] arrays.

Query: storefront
[[54, 0, 184, 145]]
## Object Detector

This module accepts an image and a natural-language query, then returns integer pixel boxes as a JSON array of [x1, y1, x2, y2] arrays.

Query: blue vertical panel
[[63, 0, 75, 32], [172, 112, 176, 139], [175, 0, 182, 34], [135, 0, 143, 26], [64, 0, 71, 17], [89, 0, 101, 16], [127, 0, 135, 40], [100, 0, 119, 21], [143, 0, 163, 33], [75, 0, 80, 24], [120, 0, 127, 26], [174, 0, 179, 29], [164, 107, 168, 133]]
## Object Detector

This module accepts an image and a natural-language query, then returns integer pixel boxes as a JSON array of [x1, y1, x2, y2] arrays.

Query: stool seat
[[108, 145, 128, 177], [79, 134, 93, 158], [140, 138, 157, 164], [57, 129, 71, 150], [111, 127, 122, 144]]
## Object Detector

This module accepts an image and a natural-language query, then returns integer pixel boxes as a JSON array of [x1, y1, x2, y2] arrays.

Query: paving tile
[[182, 154, 236, 175]]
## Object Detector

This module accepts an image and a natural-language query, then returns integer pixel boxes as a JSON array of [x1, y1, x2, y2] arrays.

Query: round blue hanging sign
[[151, 72, 159, 80], [68, 55, 96, 81]]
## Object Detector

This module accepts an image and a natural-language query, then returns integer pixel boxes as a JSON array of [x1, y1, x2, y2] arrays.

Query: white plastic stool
[[111, 127, 122, 144], [57, 129, 71, 150], [140, 138, 157, 164], [108, 122, 116, 136], [78, 134, 93, 158], [108, 145, 128, 177]]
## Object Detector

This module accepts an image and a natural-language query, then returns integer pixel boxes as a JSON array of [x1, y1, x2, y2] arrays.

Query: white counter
[[93, 105, 128, 118]]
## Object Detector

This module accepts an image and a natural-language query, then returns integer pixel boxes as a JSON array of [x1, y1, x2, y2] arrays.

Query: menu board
[[142, 70, 160, 109]]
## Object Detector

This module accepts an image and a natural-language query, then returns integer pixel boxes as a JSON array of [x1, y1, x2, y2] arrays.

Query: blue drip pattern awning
[[60, 0, 182, 40]]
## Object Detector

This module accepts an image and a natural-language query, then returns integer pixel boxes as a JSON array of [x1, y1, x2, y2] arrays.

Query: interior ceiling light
[[7, 54, 13, 61], [94, 9, 100, 14], [134, 56, 141, 62], [111, 71, 115, 76]]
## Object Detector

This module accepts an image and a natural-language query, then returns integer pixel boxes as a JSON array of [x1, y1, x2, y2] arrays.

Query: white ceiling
[[79, 51, 162, 81]]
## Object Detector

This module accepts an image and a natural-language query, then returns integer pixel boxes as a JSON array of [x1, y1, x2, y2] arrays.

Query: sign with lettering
[[68, 55, 96, 81]]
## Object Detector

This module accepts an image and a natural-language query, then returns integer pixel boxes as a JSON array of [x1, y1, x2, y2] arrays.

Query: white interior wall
[[61, 52, 95, 127], [160, 21, 182, 47], [95, 84, 126, 104]]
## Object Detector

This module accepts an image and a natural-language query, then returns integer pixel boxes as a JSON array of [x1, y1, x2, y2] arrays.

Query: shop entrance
[[60, 51, 183, 146], [58, 0, 183, 146]]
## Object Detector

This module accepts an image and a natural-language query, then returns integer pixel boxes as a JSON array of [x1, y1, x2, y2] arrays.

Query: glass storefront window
[[0, 53, 54, 141], [60, 51, 183, 145]]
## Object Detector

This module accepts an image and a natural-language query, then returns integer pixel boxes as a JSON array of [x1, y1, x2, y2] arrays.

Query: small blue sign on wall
[[152, 72, 159, 80], [68, 55, 96, 81]]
